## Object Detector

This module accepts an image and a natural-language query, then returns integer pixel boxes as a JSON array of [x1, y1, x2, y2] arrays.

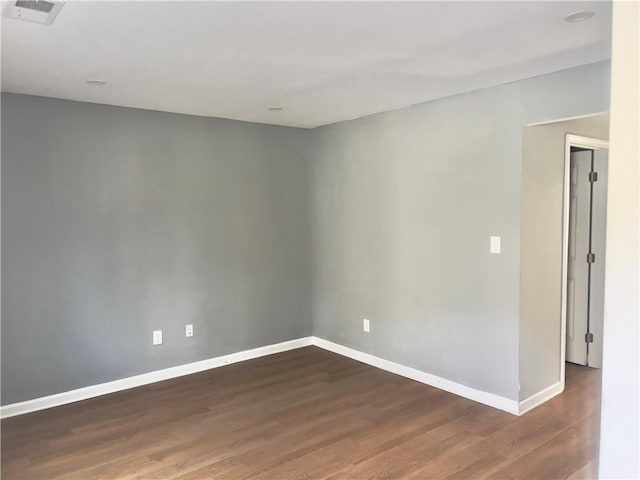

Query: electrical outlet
[[363, 318, 370, 333], [185, 324, 193, 337], [152, 330, 163, 345]]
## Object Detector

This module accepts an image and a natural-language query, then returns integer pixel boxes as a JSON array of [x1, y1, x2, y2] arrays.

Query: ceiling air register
[[2, 1, 65, 25]]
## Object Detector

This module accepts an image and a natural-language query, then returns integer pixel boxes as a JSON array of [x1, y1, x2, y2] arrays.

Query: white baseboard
[[311, 337, 520, 415], [518, 381, 564, 415], [1, 335, 563, 419], [0, 337, 314, 419]]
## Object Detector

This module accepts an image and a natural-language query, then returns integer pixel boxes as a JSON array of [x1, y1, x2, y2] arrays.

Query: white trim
[[565, 134, 609, 150], [0, 337, 313, 419], [311, 337, 520, 415], [518, 381, 564, 416], [2, 336, 568, 420], [526, 111, 609, 127], [560, 135, 609, 387]]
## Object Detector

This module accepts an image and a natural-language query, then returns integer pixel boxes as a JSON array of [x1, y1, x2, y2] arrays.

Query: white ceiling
[[1, 1, 612, 128]]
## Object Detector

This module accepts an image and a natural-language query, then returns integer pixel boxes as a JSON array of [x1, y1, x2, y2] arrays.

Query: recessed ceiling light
[[564, 11, 595, 22], [268, 107, 284, 112], [86, 79, 107, 86]]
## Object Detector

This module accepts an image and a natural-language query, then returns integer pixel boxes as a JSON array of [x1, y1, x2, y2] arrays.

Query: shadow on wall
[[519, 113, 609, 401]]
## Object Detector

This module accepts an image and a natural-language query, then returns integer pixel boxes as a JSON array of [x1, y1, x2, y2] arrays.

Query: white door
[[588, 149, 608, 368], [566, 148, 608, 368]]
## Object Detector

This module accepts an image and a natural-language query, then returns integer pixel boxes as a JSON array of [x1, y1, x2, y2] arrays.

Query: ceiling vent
[[3, 1, 65, 25]]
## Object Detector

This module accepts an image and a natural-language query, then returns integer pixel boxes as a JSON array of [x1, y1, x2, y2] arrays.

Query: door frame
[[560, 134, 609, 385]]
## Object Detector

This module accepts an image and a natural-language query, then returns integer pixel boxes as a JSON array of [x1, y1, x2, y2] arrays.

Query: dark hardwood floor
[[1, 347, 601, 479]]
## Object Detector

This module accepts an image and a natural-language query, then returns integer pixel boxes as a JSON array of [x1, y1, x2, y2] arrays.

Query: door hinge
[[585, 332, 594, 343], [589, 171, 598, 182], [587, 253, 596, 264]]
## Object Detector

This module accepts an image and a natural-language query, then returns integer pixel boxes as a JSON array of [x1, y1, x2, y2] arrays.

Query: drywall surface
[[519, 114, 609, 400], [599, 2, 639, 478], [311, 62, 610, 400], [1, 94, 313, 404], [1, 61, 611, 407]]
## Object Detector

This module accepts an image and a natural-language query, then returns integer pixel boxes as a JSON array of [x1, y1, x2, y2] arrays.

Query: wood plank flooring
[[1, 347, 601, 479]]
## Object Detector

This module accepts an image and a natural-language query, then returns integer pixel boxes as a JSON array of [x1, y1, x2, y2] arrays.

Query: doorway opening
[[561, 135, 609, 385]]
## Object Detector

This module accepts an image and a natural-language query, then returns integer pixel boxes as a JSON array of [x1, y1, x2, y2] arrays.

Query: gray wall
[[311, 62, 610, 401], [1, 94, 313, 404], [520, 114, 609, 400], [1, 61, 611, 406]]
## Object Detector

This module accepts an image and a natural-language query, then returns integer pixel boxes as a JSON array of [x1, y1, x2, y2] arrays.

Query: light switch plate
[[153, 330, 163, 345], [490, 236, 501, 254]]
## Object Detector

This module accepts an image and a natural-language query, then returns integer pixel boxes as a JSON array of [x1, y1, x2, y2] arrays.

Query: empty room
[[1, 1, 638, 479]]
